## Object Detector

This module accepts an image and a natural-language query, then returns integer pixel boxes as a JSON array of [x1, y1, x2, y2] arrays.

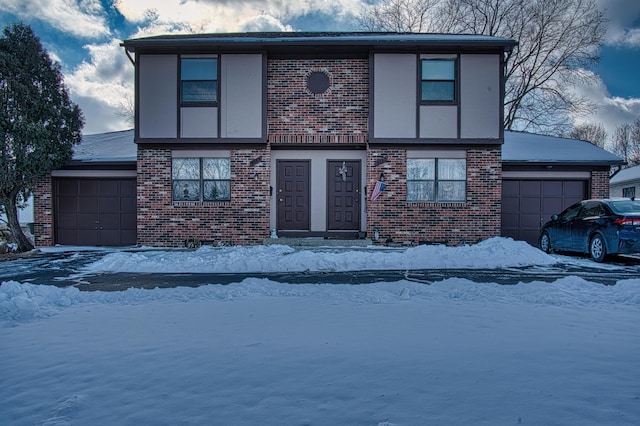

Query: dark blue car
[[539, 198, 640, 262]]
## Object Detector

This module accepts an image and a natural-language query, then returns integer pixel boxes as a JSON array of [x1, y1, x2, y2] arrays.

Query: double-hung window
[[407, 158, 466, 202], [172, 157, 230, 202], [180, 57, 218, 104], [421, 59, 456, 102]]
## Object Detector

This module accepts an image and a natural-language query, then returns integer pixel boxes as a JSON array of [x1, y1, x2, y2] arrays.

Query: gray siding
[[460, 54, 500, 139], [137, 54, 262, 140], [180, 107, 218, 138], [419, 105, 457, 138], [373, 54, 416, 139], [221, 54, 263, 138], [139, 55, 177, 138], [610, 181, 640, 198]]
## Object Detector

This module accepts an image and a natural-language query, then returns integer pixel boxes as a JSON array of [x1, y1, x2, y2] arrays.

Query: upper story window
[[407, 157, 466, 202], [172, 157, 230, 202], [181, 57, 218, 104], [421, 59, 456, 103]]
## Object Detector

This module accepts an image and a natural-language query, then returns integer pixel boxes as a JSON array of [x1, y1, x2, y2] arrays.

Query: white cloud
[[63, 38, 134, 134], [596, 0, 640, 47], [114, 0, 364, 33], [0, 0, 110, 38], [572, 73, 640, 146]]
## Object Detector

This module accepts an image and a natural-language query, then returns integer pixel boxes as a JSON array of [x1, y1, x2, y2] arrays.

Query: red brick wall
[[267, 58, 368, 143], [590, 170, 610, 199], [33, 175, 54, 247], [366, 147, 502, 246], [137, 146, 271, 247]]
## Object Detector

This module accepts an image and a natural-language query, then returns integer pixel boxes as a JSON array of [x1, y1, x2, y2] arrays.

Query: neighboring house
[[610, 164, 640, 199], [32, 32, 621, 248]]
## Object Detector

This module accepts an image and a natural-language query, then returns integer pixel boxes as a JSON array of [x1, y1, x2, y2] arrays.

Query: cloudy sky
[[0, 0, 639, 145]]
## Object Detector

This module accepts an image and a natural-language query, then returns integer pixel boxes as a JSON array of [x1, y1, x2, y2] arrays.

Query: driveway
[[1, 248, 639, 291]]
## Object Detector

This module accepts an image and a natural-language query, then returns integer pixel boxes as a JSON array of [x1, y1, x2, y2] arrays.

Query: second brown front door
[[327, 160, 361, 231], [277, 160, 310, 231]]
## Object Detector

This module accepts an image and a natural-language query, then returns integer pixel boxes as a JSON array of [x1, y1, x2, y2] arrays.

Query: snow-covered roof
[[72, 129, 136, 163], [610, 164, 640, 184], [69, 129, 623, 167], [502, 131, 623, 166]]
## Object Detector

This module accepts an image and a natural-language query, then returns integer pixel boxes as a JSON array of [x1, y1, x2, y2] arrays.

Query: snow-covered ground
[[1, 238, 639, 425]]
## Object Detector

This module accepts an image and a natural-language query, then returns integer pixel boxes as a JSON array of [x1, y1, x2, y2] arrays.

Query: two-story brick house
[[110, 32, 517, 247], [33, 32, 529, 247]]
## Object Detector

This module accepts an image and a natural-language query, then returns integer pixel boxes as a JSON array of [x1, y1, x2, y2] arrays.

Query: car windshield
[[608, 200, 640, 214]]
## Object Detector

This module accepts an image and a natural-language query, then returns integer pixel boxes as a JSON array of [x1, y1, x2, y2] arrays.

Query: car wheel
[[589, 234, 607, 262], [539, 231, 552, 253]]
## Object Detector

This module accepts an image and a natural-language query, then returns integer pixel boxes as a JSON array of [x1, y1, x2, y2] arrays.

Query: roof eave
[[502, 160, 624, 167], [121, 34, 517, 54]]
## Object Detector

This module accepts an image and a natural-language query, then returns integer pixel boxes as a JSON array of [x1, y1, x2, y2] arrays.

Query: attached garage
[[502, 131, 623, 246], [45, 130, 138, 247], [54, 177, 136, 246], [502, 176, 587, 245]]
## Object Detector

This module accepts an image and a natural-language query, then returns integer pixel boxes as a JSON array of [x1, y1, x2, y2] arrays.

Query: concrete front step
[[263, 237, 373, 247]]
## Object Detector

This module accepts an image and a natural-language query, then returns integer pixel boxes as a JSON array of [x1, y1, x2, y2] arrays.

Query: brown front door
[[277, 160, 310, 231], [327, 160, 361, 231]]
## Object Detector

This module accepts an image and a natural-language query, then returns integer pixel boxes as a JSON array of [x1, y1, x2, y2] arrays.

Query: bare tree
[[612, 118, 640, 167], [357, 0, 439, 32], [114, 93, 135, 128], [358, 0, 607, 136], [568, 122, 607, 148]]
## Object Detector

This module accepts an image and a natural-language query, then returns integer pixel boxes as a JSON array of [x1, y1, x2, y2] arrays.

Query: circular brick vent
[[306, 71, 330, 94]]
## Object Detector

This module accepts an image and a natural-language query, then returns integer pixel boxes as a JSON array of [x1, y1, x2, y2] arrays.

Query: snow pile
[[3, 276, 639, 322], [0, 281, 77, 321], [84, 237, 558, 274]]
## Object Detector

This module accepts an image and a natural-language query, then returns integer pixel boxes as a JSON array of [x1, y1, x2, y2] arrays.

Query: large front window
[[421, 59, 456, 102], [172, 157, 230, 201], [407, 158, 466, 202], [181, 57, 218, 104]]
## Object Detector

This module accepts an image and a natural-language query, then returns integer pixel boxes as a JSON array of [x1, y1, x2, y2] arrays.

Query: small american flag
[[370, 180, 387, 201]]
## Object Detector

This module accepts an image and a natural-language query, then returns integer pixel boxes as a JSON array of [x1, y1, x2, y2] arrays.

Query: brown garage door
[[55, 178, 136, 246], [502, 179, 587, 246]]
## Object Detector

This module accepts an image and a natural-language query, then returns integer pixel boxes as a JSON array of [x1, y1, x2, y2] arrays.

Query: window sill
[[172, 200, 231, 207], [406, 201, 467, 207], [419, 101, 458, 106]]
